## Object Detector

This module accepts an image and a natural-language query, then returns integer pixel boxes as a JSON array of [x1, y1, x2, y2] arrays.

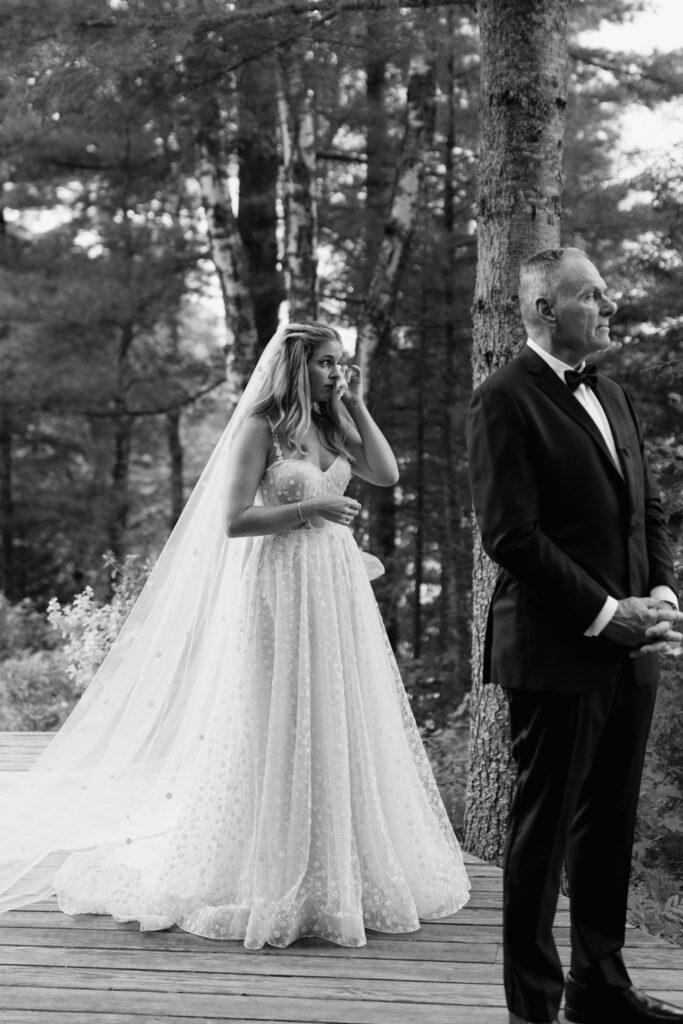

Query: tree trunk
[[237, 58, 283, 351], [368, 354, 398, 649], [108, 321, 134, 570], [354, 29, 437, 383], [277, 50, 318, 321], [464, 0, 570, 863], [439, 9, 458, 653], [166, 410, 184, 528], [440, 16, 473, 686], [364, 13, 394, 272], [0, 407, 14, 600], [413, 319, 426, 660], [197, 101, 258, 402], [364, 12, 399, 648]]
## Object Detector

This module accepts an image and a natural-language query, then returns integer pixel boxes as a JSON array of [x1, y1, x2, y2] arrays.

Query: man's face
[[551, 254, 618, 364]]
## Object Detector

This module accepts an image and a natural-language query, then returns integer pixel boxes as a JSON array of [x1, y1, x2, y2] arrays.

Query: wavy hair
[[250, 322, 354, 461]]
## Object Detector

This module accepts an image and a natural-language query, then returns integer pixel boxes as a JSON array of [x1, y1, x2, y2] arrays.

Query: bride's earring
[[313, 402, 321, 414]]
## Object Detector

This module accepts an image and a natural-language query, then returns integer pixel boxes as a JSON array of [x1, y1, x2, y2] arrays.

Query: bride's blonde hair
[[251, 322, 353, 460]]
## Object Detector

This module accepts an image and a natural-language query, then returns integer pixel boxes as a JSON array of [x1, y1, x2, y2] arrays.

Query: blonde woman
[[0, 323, 469, 949]]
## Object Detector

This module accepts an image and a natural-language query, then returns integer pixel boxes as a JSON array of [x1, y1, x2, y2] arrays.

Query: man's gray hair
[[518, 247, 588, 329]]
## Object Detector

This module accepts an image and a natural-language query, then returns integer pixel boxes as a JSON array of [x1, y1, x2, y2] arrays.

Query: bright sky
[[579, 0, 683, 169], [582, 0, 682, 50]]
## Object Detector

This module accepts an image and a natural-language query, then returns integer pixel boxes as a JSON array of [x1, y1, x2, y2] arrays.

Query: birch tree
[[197, 101, 258, 404], [355, 28, 437, 383], [278, 47, 319, 321], [464, 0, 570, 862]]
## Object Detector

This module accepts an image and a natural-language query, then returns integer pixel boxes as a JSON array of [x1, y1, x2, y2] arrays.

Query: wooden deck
[[1, 731, 682, 1024]]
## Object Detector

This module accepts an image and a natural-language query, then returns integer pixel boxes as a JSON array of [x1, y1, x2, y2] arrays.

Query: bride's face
[[307, 339, 344, 404]]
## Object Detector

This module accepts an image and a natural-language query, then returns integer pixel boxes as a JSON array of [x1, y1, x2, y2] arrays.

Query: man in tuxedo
[[466, 247, 683, 1024]]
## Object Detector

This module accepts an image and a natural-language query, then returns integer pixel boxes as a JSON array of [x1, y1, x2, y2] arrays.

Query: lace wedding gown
[[53, 429, 470, 948]]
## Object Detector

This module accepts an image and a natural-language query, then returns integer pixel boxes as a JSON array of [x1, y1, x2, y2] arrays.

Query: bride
[[0, 321, 470, 949]]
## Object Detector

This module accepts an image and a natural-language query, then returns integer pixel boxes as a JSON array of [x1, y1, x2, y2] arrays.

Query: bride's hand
[[304, 495, 361, 526], [336, 364, 363, 406]]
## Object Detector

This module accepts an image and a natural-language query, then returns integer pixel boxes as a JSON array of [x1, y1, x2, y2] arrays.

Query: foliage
[[0, 649, 73, 731], [0, 593, 58, 658], [630, 659, 683, 945], [421, 696, 471, 840], [0, 553, 147, 729], [46, 552, 149, 693]]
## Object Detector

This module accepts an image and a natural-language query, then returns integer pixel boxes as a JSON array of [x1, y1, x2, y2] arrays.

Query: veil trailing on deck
[[0, 328, 291, 912]]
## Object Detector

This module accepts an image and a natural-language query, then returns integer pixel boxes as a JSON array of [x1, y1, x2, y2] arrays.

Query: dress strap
[[265, 415, 284, 462]]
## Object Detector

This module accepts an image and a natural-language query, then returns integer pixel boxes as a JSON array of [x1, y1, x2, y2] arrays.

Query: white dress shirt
[[525, 338, 677, 635]]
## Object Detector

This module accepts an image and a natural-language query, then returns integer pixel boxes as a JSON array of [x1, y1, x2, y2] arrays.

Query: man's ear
[[536, 297, 555, 325]]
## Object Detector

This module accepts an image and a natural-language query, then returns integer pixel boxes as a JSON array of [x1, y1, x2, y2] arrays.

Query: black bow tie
[[565, 364, 598, 392]]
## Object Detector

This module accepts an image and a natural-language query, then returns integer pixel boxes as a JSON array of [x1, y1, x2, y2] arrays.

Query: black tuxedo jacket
[[466, 345, 677, 692]]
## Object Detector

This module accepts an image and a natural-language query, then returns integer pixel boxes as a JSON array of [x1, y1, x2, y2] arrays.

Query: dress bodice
[[259, 456, 352, 515], [258, 415, 352, 526]]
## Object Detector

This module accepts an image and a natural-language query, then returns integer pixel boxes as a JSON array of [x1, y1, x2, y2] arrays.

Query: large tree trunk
[[197, 100, 258, 401], [237, 58, 283, 351], [0, 407, 15, 600], [354, 29, 437, 383], [464, 0, 570, 863], [277, 49, 318, 321]]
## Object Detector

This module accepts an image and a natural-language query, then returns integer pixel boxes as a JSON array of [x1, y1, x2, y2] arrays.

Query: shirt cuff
[[584, 595, 618, 637], [650, 585, 679, 609]]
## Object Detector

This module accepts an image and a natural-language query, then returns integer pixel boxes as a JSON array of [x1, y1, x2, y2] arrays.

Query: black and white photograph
[[0, 1, 682, 1022]]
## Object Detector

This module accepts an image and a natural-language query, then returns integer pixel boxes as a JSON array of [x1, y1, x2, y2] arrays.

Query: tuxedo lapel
[[520, 346, 627, 490], [595, 383, 637, 515]]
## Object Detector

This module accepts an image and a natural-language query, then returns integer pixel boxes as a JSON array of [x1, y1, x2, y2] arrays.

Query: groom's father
[[466, 247, 683, 1024]]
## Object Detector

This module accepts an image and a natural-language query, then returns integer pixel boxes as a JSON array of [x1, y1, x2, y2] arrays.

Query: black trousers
[[503, 668, 657, 1022]]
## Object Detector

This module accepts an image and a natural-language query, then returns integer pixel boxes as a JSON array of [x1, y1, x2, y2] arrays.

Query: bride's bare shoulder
[[232, 413, 272, 457]]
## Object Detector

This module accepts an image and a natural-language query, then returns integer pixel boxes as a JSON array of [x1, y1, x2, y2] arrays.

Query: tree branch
[[201, 0, 474, 31], [569, 44, 683, 92], [44, 378, 228, 419]]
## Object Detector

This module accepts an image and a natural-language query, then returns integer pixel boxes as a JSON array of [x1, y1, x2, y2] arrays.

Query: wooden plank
[[13, 896, 526, 916], [0, 928, 501, 961], [7, 906, 572, 928], [0, 964, 507, 1005], [626, 948, 683, 968], [0, 1012, 513, 1024], [0, 914, 659, 951], [629, 970, 683, 991], [0, 909, 571, 933], [1, 1016, 256, 1024], [0, 986, 507, 1023], [0, 945, 504, 983], [0, 915, 505, 942]]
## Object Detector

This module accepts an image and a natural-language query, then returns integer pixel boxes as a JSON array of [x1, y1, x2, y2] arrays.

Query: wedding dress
[[0, 328, 469, 948]]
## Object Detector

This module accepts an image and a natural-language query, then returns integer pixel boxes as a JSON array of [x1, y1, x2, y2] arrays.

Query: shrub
[[0, 594, 58, 658], [0, 650, 75, 730], [630, 656, 683, 945], [46, 553, 150, 693]]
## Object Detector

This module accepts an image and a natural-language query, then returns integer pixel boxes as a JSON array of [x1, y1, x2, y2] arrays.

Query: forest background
[[0, 0, 682, 942]]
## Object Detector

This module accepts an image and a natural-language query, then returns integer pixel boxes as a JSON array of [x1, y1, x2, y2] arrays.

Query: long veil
[[0, 329, 287, 912]]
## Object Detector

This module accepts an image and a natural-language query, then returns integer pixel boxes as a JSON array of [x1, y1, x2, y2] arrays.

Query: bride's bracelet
[[297, 501, 312, 530]]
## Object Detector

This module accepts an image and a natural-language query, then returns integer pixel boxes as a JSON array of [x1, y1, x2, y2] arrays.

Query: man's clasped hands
[[602, 597, 683, 657]]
